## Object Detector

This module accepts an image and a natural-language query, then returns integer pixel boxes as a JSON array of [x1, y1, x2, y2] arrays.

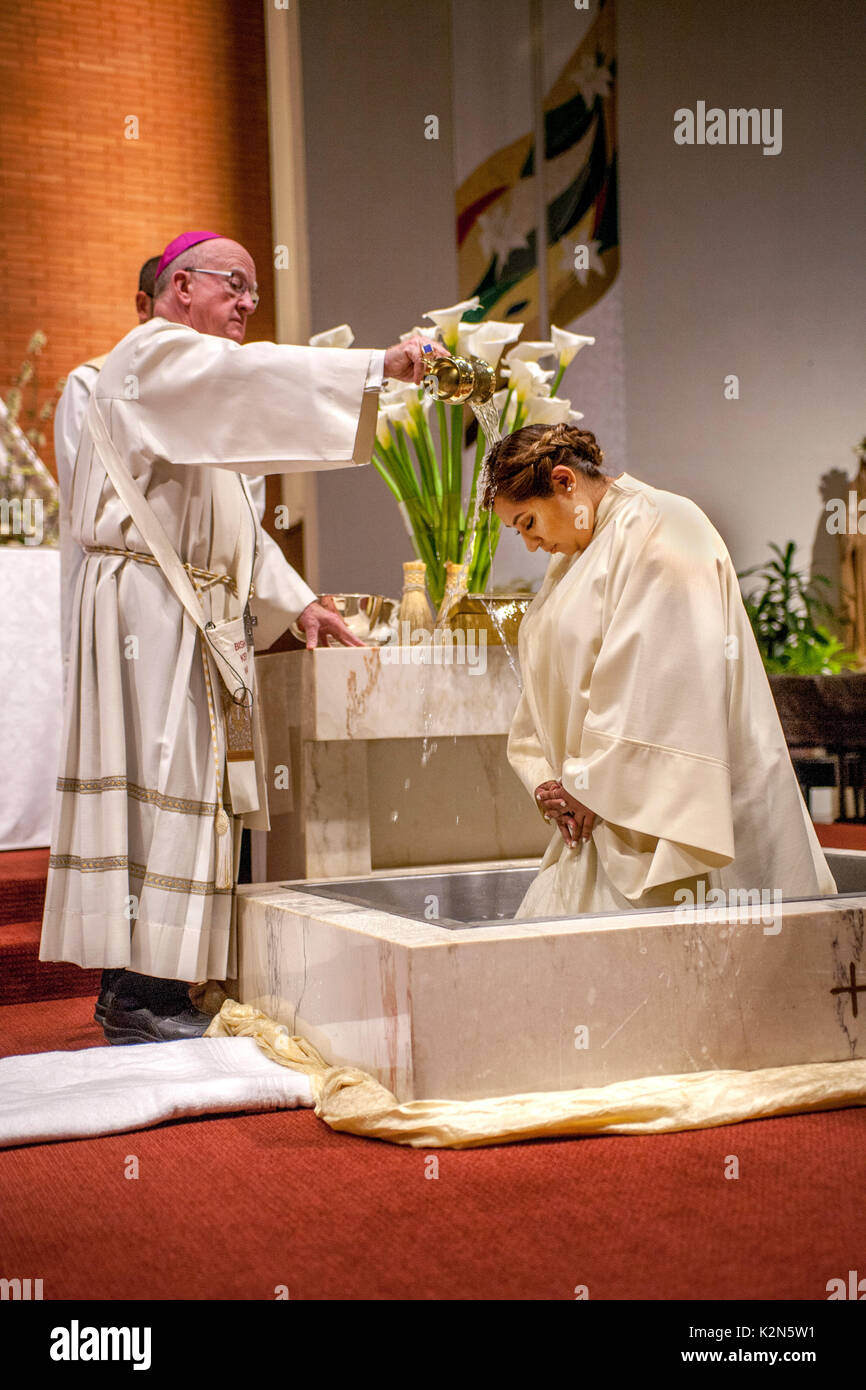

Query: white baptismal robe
[[509, 471, 837, 918], [41, 315, 382, 982]]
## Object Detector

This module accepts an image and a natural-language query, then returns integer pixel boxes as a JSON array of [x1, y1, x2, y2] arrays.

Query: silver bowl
[[290, 593, 399, 647]]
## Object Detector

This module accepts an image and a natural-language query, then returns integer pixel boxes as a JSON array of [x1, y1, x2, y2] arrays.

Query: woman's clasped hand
[[534, 780, 596, 849]]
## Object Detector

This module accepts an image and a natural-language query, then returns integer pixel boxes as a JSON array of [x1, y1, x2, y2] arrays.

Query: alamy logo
[[826, 1269, 866, 1299], [380, 623, 487, 674], [49, 1320, 152, 1370], [674, 102, 782, 156], [0, 496, 43, 545], [674, 883, 783, 935], [0, 1276, 43, 1299]]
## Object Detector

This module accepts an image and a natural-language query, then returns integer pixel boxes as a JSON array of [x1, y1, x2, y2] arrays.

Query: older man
[[41, 229, 444, 1043], [56, 255, 269, 697]]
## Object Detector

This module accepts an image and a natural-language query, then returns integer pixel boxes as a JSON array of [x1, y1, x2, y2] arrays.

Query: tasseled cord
[[199, 634, 234, 890]]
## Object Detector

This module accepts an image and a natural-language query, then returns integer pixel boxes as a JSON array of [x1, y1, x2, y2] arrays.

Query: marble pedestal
[[255, 648, 548, 880], [237, 863, 866, 1103]]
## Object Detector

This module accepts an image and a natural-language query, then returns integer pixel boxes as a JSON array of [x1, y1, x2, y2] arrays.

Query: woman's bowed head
[[482, 423, 613, 558], [483, 423, 618, 851]]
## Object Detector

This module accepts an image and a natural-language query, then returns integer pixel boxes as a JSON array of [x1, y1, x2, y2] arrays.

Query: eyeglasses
[[183, 266, 259, 310]]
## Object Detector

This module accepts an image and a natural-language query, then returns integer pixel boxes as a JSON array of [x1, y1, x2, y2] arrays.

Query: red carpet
[[0, 848, 100, 1005], [0, 995, 864, 1301], [2, 840, 865, 1300], [814, 822, 866, 850]]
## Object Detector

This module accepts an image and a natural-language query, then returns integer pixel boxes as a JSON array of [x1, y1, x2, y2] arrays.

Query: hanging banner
[[456, 0, 619, 336]]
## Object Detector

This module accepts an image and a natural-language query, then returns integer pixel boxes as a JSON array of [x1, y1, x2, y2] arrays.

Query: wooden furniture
[[770, 673, 866, 823]]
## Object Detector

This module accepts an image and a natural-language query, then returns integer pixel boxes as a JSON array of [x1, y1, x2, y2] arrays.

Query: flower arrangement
[[0, 332, 63, 547], [309, 303, 594, 606]]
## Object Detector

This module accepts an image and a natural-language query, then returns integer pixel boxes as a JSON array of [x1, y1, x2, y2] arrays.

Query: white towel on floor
[[0, 1037, 313, 1148]]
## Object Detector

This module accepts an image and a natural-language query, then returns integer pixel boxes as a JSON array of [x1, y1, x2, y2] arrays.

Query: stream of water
[[479, 597, 524, 691], [461, 398, 502, 569]]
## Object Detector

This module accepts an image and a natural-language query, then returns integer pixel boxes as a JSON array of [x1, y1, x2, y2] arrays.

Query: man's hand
[[383, 336, 451, 385], [534, 780, 596, 849], [297, 597, 365, 649]]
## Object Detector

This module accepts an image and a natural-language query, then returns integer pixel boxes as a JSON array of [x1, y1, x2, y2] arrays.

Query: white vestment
[[41, 315, 383, 981], [509, 471, 837, 918], [55, 354, 267, 697]]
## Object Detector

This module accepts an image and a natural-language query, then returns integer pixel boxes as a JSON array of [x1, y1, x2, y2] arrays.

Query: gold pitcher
[[421, 349, 496, 405]]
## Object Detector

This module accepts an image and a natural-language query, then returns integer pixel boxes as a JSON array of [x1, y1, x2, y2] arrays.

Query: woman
[[483, 423, 837, 918]]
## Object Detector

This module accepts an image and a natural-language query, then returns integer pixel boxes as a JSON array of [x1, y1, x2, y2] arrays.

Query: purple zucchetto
[[154, 230, 223, 283]]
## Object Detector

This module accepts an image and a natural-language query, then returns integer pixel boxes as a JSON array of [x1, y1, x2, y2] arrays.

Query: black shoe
[[93, 968, 127, 1026], [102, 972, 212, 1045], [102, 994, 214, 1045]]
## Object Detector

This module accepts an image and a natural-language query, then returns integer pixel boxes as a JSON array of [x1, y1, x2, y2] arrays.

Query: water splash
[[480, 596, 523, 691]]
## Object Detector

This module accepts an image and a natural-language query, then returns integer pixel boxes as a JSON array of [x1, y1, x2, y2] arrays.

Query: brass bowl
[[444, 593, 533, 646], [290, 593, 399, 647]]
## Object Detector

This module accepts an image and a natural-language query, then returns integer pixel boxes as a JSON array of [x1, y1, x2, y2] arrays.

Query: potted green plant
[[738, 541, 857, 674], [738, 541, 865, 751]]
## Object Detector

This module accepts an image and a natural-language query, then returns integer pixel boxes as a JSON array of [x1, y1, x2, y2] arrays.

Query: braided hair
[[480, 424, 605, 508]]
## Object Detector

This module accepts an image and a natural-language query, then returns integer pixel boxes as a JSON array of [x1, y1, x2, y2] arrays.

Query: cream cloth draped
[[206, 1000, 866, 1148], [509, 472, 836, 918]]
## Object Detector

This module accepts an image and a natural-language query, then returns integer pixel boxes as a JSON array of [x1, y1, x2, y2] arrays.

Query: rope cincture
[[83, 543, 252, 598]]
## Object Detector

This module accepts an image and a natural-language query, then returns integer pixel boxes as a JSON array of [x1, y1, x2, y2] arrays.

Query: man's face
[[175, 239, 258, 344]]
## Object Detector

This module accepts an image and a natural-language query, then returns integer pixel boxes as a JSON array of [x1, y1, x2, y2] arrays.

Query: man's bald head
[[152, 237, 258, 344]]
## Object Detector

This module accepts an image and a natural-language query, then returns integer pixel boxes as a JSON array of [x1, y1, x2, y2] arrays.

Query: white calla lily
[[399, 325, 441, 345], [464, 333, 511, 370], [380, 382, 422, 408], [376, 410, 396, 446], [456, 318, 483, 358], [309, 323, 355, 348], [422, 296, 481, 353], [505, 340, 557, 363], [524, 395, 574, 426], [550, 326, 595, 367], [461, 320, 524, 369], [504, 357, 554, 401], [568, 408, 585, 424], [468, 319, 524, 347], [379, 381, 433, 437], [380, 400, 412, 432]]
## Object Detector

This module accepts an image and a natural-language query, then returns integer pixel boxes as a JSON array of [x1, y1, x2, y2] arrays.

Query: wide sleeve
[[560, 502, 737, 898], [106, 322, 381, 476], [507, 687, 557, 799], [249, 528, 316, 649]]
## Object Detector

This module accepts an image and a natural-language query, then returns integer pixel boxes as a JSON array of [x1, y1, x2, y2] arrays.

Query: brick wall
[[0, 0, 275, 476]]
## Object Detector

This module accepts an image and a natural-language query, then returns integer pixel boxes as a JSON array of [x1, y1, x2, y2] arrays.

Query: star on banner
[[477, 198, 532, 267], [564, 53, 613, 106]]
